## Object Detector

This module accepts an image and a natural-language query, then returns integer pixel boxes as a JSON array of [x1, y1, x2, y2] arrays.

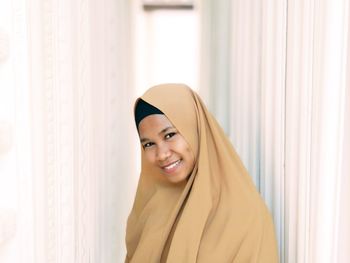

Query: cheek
[[187, 148, 196, 168], [185, 146, 192, 157], [144, 150, 156, 164], [178, 141, 195, 167]]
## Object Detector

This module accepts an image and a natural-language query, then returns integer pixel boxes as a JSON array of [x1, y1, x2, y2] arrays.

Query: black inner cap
[[134, 98, 164, 128]]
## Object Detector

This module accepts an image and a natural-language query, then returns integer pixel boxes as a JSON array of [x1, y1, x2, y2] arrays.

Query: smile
[[162, 160, 181, 173]]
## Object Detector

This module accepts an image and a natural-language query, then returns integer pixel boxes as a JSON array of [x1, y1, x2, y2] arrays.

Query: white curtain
[[0, 0, 135, 262], [200, 0, 350, 262]]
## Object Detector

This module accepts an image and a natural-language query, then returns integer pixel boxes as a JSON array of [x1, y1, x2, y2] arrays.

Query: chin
[[165, 173, 189, 184]]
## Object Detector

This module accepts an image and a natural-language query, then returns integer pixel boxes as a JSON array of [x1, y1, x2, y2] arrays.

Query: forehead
[[138, 114, 174, 137]]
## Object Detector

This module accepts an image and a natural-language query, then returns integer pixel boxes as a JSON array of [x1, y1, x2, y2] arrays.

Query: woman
[[125, 84, 279, 262]]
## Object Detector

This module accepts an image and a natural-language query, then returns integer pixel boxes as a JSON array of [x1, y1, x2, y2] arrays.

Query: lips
[[161, 160, 181, 173]]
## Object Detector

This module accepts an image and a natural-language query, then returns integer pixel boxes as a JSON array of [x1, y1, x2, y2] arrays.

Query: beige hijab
[[125, 84, 278, 262]]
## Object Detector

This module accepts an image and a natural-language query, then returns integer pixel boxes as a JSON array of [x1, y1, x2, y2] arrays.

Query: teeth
[[164, 160, 180, 170]]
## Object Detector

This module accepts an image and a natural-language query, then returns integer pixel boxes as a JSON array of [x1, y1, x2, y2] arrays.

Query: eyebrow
[[140, 126, 174, 143]]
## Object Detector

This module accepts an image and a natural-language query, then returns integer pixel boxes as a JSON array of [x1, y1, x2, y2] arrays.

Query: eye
[[165, 132, 176, 140], [143, 142, 154, 149]]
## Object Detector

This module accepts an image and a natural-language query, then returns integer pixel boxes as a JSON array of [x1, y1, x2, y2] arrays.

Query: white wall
[[0, 1, 200, 262], [0, 1, 135, 262], [0, 0, 33, 262], [132, 2, 199, 95], [200, 0, 350, 262]]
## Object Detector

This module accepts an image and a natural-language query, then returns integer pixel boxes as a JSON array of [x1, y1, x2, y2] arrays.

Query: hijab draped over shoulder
[[125, 84, 279, 262]]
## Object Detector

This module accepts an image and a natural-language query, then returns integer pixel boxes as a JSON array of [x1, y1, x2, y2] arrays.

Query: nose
[[156, 143, 171, 162]]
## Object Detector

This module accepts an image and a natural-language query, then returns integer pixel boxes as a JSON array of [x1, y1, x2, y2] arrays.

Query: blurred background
[[0, 0, 349, 262]]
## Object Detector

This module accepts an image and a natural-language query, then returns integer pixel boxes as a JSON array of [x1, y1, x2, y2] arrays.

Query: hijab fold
[[126, 84, 278, 262]]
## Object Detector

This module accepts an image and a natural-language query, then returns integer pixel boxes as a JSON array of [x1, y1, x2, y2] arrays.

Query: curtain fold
[[199, 0, 350, 262], [0, 0, 134, 262], [199, 0, 286, 259]]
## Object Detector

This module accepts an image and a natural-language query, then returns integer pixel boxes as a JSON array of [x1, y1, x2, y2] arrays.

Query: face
[[138, 114, 196, 184]]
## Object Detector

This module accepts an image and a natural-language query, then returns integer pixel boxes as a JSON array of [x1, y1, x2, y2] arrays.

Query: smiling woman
[[125, 84, 278, 262], [137, 109, 196, 184]]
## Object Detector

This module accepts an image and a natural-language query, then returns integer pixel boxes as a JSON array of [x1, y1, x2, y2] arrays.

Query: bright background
[[0, 0, 349, 262]]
